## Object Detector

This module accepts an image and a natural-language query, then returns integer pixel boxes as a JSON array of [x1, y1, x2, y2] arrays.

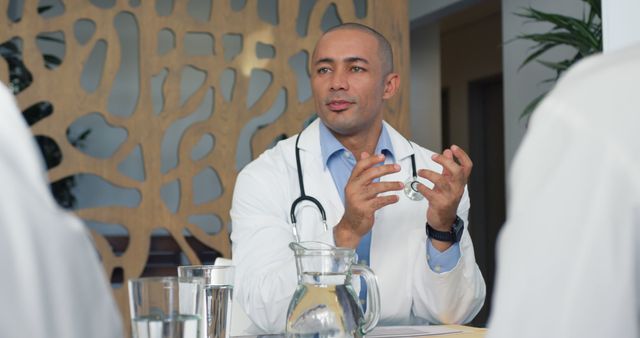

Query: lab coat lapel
[[295, 119, 344, 240], [292, 120, 417, 243]]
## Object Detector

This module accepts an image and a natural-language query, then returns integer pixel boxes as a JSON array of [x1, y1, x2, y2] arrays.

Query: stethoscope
[[289, 130, 424, 242]]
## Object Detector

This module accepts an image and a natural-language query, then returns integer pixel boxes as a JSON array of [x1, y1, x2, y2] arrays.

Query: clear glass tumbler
[[178, 265, 234, 338], [128, 276, 203, 338]]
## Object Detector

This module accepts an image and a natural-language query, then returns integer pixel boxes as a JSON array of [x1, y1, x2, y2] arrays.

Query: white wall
[[602, 0, 640, 52], [411, 0, 590, 181], [410, 23, 442, 151], [501, 0, 586, 175]]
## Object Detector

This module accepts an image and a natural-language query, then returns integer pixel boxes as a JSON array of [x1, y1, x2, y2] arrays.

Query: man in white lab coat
[[488, 44, 640, 337], [0, 83, 123, 338], [231, 23, 485, 333]]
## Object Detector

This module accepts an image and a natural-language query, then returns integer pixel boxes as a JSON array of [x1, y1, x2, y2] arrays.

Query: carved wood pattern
[[0, 0, 408, 330]]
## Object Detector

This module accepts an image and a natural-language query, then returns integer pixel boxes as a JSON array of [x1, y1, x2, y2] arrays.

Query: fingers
[[372, 194, 400, 209], [444, 148, 453, 158], [451, 145, 473, 176], [415, 182, 437, 202], [431, 152, 461, 177], [351, 152, 401, 183], [359, 163, 401, 183], [351, 152, 385, 178], [417, 169, 449, 192], [363, 181, 404, 198], [414, 182, 450, 208], [431, 145, 473, 179]]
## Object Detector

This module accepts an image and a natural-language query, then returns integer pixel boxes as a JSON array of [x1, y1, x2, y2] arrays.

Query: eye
[[317, 67, 330, 74], [351, 66, 366, 72]]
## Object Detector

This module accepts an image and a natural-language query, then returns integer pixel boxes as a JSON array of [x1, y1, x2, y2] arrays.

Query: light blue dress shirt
[[318, 121, 461, 275]]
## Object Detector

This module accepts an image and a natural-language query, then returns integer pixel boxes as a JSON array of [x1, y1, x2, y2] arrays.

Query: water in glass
[[203, 285, 232, 338], [178, 265, 234, 338], [132, 314, 199, 338]]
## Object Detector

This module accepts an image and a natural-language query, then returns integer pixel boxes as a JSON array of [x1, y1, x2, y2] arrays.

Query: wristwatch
[[426, 216, 464, 243]]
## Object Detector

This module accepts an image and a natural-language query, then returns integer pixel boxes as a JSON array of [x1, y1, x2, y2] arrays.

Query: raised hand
[[333, 152, 404, 248], [416, 145, 472, 243]]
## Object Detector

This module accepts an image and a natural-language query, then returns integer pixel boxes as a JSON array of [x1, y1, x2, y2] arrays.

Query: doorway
[[467, 75, 506, 326]]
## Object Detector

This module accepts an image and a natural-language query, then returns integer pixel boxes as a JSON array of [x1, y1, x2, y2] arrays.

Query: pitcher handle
[[351, 264, 380, 334]]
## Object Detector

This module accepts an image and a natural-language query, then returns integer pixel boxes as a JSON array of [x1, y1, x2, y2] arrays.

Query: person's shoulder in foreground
[[488, 43, 640, 338], [0, 83, 124, 338]]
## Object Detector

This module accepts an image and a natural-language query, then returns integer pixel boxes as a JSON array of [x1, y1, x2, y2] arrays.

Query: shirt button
[[435, 265, 442, 272]]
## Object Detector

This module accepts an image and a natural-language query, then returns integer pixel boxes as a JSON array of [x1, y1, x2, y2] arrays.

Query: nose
[[330, 69, 349, 91]]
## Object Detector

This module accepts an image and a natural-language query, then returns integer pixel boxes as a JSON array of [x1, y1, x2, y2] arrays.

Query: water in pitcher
[[286, 276, 364, 338], [132, 314, 199, 338], [286, 242, 380, 338]]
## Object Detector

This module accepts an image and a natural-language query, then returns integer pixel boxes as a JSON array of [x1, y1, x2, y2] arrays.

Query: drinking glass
[[178, 265, 234, 338], [128, 276, 203, 338]]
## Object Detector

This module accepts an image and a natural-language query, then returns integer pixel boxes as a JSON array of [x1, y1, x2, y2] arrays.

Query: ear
[[382, 72, 400, 100]]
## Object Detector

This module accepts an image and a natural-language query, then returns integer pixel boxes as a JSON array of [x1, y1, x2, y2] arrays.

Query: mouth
[[326, 100, 354, 112]]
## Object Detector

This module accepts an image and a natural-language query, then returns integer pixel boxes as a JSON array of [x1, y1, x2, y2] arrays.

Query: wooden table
[[234, 325, 487, 338], [435, 325, 487, 338]]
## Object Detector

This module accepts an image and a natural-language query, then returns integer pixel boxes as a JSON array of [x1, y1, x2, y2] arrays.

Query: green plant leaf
[[521, 92, 547, 119], [537, 59, 572, 72], [519, 43, 557, 69], [514, 0, 602, 118], [515, 4, 602, 55], [516, 9, 582, 32], [518, 32, 593, 53], [583, 0, 601, 20]]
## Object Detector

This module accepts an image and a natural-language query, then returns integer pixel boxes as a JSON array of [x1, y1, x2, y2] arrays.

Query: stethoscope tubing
[[289, 128, 422, 242]]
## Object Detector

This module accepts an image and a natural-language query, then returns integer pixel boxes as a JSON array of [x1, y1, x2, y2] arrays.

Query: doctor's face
[[311, 29, 398, 137]]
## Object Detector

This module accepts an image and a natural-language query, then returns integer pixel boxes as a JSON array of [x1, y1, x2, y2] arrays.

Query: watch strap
[[426, 216, 464, 243]]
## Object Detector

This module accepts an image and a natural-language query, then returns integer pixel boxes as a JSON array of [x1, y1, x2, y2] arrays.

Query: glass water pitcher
[[285, 241, 380, 338]]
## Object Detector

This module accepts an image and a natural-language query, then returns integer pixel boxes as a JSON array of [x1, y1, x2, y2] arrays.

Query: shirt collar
[[319, 121, 395, 168]]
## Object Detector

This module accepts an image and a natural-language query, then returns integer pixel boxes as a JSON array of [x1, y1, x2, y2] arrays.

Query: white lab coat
[[0, 84, 123, 338], [488, 44, 640, 338], [231, 119, 486, 333]]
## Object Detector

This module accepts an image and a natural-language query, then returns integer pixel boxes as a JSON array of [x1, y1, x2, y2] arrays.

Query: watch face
[[453, 217, 463, 231], [453, 217, 464, 242]]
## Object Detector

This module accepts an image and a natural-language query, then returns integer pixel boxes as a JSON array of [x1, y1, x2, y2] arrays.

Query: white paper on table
[[367, 325, 463, 337]]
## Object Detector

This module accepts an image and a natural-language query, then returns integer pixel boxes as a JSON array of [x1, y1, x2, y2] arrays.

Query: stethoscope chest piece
[[404, 176, 424, 201]]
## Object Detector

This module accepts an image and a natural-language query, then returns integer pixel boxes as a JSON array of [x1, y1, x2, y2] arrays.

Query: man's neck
[[331, 121, 383, 157]]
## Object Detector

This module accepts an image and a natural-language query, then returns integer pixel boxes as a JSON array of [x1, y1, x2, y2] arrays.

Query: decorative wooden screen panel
[[0, 0, 408, 328]]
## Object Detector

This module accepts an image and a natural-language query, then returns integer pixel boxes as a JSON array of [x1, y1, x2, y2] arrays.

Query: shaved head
[[315, 22, 394, 75]]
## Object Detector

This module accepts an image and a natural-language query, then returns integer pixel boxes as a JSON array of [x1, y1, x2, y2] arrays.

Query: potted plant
[[516, 0, 602, 117]]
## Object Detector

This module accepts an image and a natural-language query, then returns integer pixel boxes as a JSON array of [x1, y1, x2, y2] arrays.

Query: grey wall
[[409, 0, 463, 21], [501, 0, 586, 176], [411, 0, 591, 186], [410, 23, 442, 151], [410, 0, 482, 29]]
